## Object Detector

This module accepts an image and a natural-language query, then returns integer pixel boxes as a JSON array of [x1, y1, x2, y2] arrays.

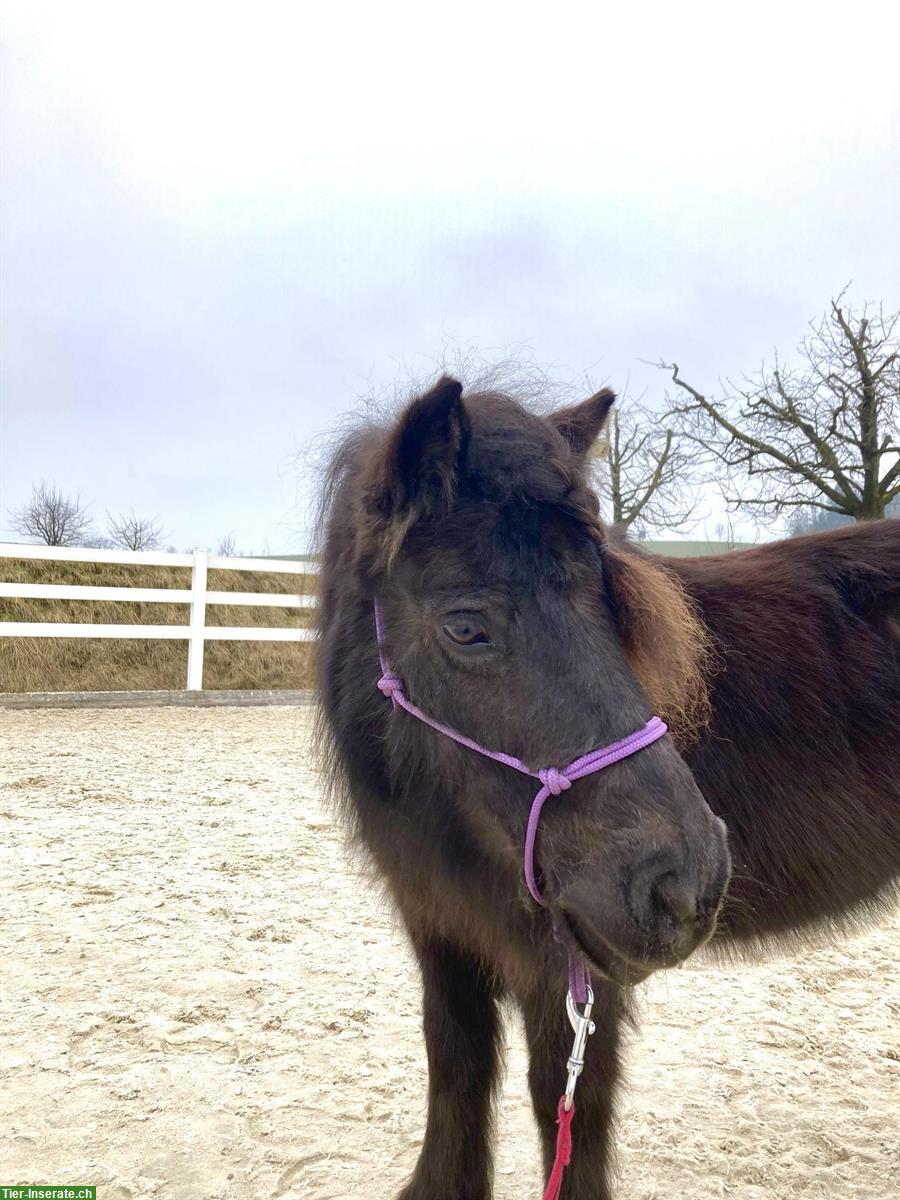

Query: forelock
[[460, 390, 603, 535]]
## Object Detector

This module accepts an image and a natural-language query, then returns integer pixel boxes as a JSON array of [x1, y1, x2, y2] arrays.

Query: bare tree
[[713, 517, 738, 549], [217, 533, 238, 556], [9, 481, 94, 545], [663, 296, 900, 523], [590, 403, 701, 534], [787, 494, 900, 537], [106, 510, 165, 551]]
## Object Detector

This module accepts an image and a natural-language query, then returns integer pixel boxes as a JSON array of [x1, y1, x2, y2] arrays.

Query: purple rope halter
[[373, 599, 668, 1002]]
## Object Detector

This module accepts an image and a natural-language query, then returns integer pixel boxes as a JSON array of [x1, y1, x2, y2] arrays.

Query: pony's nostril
[[629, 861, 699, 951], [651, 871, 698, 929]]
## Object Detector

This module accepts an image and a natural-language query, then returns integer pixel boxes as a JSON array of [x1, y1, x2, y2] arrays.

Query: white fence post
[[186, 549, 209, 690]]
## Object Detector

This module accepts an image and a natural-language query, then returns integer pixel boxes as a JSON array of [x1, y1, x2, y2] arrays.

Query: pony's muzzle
[[627, 855, 721, 962], [560, 815, 730, 979], [636, 816, 730, 961]]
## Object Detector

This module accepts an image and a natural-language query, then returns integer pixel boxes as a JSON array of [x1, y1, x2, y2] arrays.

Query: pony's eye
[[442, 615, 491, 647]]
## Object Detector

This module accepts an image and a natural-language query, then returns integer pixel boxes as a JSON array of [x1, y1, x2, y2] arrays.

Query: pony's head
[[323, 375, 730, 983]]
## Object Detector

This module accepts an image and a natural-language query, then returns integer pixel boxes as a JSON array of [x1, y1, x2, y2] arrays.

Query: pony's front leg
[[398, 934, 502, 1200], [520, 977, 625, 1200]]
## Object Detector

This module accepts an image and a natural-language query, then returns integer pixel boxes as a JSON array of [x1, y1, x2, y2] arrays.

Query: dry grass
[[0, 557, 317, 692]]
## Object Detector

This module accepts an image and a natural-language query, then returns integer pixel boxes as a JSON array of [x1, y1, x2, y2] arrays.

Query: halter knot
[[377, 671, 403, 700], [538, 767, 572, 796]]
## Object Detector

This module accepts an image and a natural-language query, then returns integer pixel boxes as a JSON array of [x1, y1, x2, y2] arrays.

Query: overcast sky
[[2, 1, 899, 551]]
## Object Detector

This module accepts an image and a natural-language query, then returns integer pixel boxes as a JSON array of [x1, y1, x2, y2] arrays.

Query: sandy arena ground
[[1, 705, 897, 1200]]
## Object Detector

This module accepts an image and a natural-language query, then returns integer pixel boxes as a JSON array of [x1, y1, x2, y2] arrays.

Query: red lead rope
[[542, 1097, 576, 1200]]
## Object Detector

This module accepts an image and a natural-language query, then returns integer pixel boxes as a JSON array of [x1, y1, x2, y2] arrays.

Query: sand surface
[[1, 705, 897, 1199]]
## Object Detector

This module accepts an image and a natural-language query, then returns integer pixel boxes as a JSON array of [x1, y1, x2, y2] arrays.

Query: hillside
[[0, 556, 317, 693]]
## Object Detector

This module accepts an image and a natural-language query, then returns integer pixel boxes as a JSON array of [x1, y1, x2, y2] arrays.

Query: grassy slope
[[0, 558, 317, 692]]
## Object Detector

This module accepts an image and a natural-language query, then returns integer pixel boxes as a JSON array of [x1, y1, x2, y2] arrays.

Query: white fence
[[0, 543, 316, 690]]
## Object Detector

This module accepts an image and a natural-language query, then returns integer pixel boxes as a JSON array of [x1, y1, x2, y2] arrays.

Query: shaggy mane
[[602, 538, 715, 748]]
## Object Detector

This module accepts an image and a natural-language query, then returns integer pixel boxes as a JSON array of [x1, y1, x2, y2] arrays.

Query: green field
[[644, 540, 752, 557]]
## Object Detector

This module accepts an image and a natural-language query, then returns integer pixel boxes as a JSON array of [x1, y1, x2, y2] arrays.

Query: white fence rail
[[0, 543, 317, 690]]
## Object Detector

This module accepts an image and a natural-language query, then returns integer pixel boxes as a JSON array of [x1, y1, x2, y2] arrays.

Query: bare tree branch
[[661, 296, 900, 523], [9, 482, 94, 546], [591, 403, 702, 535], [106, 510, 166, 551]]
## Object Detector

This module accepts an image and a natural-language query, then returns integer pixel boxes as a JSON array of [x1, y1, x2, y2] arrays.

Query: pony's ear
[[376, 375, 469, 517], [548, 388, 616, 457]]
